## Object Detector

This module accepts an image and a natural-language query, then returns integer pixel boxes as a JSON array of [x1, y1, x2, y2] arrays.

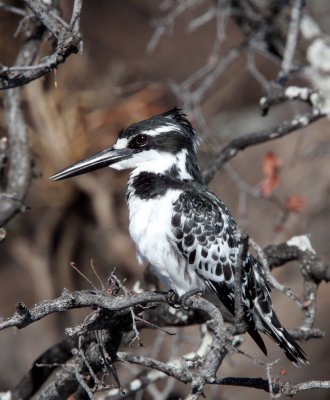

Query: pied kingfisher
[[51, 108, 306, 365]]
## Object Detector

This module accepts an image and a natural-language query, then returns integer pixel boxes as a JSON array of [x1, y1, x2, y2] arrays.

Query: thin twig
[[202, 110, 325, 184], [277, 0, 306, 83], [78, 331, 102, 386], [73, 365, 94, 399], [90, 259, 106, 291], [70, 0, 83, 32], [109, 273, 143, 346], [266, 361, 277, 400], [281, 380, 330, 396], [23, 0, 62, 38], [0, 2, 26, 16], [70, 262, 98, 291]]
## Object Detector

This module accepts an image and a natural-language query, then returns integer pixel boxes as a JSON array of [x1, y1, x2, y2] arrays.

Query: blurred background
[[0, 1, 329, 398]]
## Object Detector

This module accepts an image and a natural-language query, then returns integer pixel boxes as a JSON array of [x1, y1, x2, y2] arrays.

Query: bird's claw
[[166, 289, 181, 309], [180, 289, 202, 310], [166, 289, 201, 310]]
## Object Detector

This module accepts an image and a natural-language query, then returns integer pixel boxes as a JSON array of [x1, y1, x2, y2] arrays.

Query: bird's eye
[[134, 134, 148, 147]]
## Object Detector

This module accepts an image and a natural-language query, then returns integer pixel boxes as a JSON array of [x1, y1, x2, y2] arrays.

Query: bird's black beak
[[49, 146, 135, 181]]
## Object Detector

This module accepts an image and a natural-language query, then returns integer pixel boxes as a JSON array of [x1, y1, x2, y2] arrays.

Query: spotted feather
[[171, 186, 306, 364]]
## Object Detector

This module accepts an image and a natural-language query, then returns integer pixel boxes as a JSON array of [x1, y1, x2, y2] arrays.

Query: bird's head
[[50, 108, 202, 182]]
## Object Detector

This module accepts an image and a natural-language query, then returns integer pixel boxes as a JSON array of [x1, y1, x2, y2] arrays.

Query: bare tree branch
[[259, 85, 320, 116], [0, 16, 44, 229], [0, 0, 82, 90], [0, 89, 31, 228], [24, 0, 64, 38], [281, 380, 330, 396], [0, 235, 328, 399], [265, 235, 329, 341], [11, 337, 77, 400], [0, 290, 167, 331], [0, 2, 26, 16], [203, 110, 325, 184], [0, 0, 84, 231]]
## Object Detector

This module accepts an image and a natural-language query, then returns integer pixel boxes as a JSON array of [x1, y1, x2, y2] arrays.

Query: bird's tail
[[255, 305, 307, 366], [251, 259, 307, 366]]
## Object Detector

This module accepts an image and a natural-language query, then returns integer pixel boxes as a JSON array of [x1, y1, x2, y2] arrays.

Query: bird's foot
[[166, 289, 181, 309], [166, 289, 202, 311], [180, 289, 202, 310]]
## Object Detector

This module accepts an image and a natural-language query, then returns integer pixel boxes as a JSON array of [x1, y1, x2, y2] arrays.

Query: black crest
[[161, 107, 197, 140], [119, 107, 198, 143]]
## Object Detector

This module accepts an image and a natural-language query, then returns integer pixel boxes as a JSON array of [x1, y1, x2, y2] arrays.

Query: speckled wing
[[171, 187, 240, 283], [171, 187, 307, 363], [171, 187, 267, 355]]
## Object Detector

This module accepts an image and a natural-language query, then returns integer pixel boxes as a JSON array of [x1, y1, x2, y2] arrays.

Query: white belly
[[128, 189, 203, 296]]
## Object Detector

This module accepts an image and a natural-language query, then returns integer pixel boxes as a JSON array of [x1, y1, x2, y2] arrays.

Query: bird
[[50, 108, 307, 365]]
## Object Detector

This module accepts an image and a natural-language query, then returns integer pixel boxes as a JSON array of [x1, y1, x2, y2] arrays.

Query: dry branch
[[202, 109, 325, 184], [11, 337, 78, 400], [0, 0, 83, 231], [0, 17, 44, 229], [0, 290, 167, 331], [0, 0, 82, 90], [1, 233, 329, 399]]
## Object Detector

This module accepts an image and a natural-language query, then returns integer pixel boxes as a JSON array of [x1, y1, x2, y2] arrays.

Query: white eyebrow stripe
[[113, 138, 129, 149], [141, 124, 179, 136]]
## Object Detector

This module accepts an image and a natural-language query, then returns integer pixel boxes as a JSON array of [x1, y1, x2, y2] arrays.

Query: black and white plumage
[[51, 108, 307, 365]]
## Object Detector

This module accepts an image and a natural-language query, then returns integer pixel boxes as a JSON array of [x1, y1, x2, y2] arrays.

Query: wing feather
[[169, 186, 307, 364], [170, 188, 267, 352]]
